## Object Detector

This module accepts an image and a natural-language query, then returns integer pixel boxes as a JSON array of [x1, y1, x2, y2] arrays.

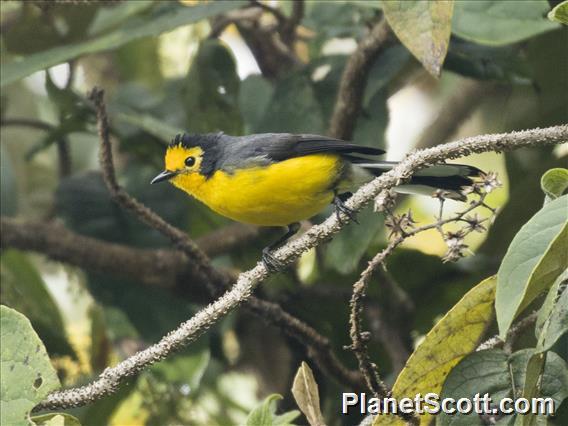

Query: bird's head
[[151, 133, 217, 193]]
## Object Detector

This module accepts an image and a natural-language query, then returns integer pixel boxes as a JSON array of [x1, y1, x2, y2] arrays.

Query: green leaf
[[516, 351, 547, 426], [363, 45, 411, 107], [512, 349, 568, 410], [87, 0, 154, 36], [239, 75, 274, 133], [536, 271, 568, 352], [496, 195, 568, 338], [246, 394, 299, 426], [452, 0, 559, 46], [375, 277, 496, 426], [1, 1, 246, 87], [444, 39, 532, 83], [183, 39, 243, 134], [437, 349, 567, 425], [149, 345, 210, 393], [31, 413, 81, 426], [115, 111, 183, 144], [2, 2, 99, 55], [256, 74, 325, 134], [382, 0, 454, 77], [324, 205, 383, 274], [291, 362, 325, 426], [541, 168, 568, 202], [0, 306, 60, 426], [0, 144, 18, 216], [0, 250, 75, 358], [548, 1, 568, 24]]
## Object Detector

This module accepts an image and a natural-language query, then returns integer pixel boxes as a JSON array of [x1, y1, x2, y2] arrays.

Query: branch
[[36, 124, 567, 409], [348, 180, 500, 405], [2, 216, 364, 392], [1, 118, 54, 132], [477, 311, 538, 353], [0, 218, 187, 289], [328, 18, 395, 140]]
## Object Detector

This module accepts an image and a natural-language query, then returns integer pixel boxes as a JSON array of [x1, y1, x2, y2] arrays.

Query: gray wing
[[217, 133, 384, 171]]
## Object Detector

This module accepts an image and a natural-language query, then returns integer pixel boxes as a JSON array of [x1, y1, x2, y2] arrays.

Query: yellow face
[[164, 145, 207, 194]]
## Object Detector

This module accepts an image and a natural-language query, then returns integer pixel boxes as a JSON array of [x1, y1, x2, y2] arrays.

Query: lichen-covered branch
[[35, 124, 567, 410]]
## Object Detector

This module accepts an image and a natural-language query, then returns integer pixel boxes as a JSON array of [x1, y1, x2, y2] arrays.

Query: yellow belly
[[174, 154, 342, 226]]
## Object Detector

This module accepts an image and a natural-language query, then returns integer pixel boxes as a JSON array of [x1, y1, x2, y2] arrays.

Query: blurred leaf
[[246, 394, 300, 426], [32, 413, 81, 426], [376, 276, 496, 426], [183, 39, 243, 134], [87, 1, 154, 36], [541, 168, 568, 203], [0, 250, 75, 358], [436, 349, 568, 425], [115, 110, 183, 143], [150, 344, 210, 393], [1, 1, 246, 87], [363, 45, 411, 107], [239, 75, 274, 133], [496, 195, 568, 338], [536, 271, 568, 353], [79, 379, 137, 426], [383, 0, 454, 77], [452, 0, 559, 46], [0, 305, 61, 426], [291, 362, 325, 426], [56, 172, 129, 243], [0, 144, 18, 216], [115, 38, 163, 89], [444, 38, 532, 83], [324, 206, 383, 274], [257, 74, 325, 134], [89, 305, 110, 374], [354, 89, 389, 148], [479, 149, 562, 259], [548, 1, 568, 24], [2, 2, 99, 55], [303, 2, 376, 54]]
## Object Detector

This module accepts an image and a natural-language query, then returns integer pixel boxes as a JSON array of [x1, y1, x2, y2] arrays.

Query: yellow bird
[[152, 132, 481, 269]]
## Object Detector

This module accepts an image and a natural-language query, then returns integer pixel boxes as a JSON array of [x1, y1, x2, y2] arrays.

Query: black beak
[[151, 170, 176, 184]]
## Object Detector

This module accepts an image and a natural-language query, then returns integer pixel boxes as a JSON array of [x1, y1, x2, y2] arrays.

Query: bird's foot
[[262, 247, 285, 272], [333, 194, 359, 224]]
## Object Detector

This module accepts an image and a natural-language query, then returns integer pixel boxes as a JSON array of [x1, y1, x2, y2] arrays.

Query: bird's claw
[[262, 247, 285, 272], [334, 196, 359, 224]]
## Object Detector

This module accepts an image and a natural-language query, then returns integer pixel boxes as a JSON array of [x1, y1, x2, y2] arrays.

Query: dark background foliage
[[1, 1, 566, 425]]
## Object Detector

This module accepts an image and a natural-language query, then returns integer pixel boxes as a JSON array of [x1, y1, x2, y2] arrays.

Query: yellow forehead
[[165, 145, 203, 171]]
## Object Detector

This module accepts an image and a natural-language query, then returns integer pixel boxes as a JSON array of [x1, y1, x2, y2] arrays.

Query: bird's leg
[[333, 191, 358, 224], [262, 222, 301, 272]]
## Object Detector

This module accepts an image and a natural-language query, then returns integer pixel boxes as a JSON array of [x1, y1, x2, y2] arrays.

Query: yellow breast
[[171, 154, 342, 226]]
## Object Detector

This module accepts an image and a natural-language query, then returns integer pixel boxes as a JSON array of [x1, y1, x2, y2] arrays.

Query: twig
[[89, 87, 229, 293], [35, 124, 567, 410], [1, 118, 54, 132], [2, 216, 364, 392], [329, 17, 394, 140], [477, 311, 538, 353]]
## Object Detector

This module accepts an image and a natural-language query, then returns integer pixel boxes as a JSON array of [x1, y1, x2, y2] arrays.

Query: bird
[[151, 132, 482, 270]]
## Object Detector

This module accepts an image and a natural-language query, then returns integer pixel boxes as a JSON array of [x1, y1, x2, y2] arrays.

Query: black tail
[[356, 161, 483, 200]]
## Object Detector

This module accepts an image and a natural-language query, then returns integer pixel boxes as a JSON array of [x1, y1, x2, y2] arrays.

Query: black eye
[[185, 156, 195, 167]]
